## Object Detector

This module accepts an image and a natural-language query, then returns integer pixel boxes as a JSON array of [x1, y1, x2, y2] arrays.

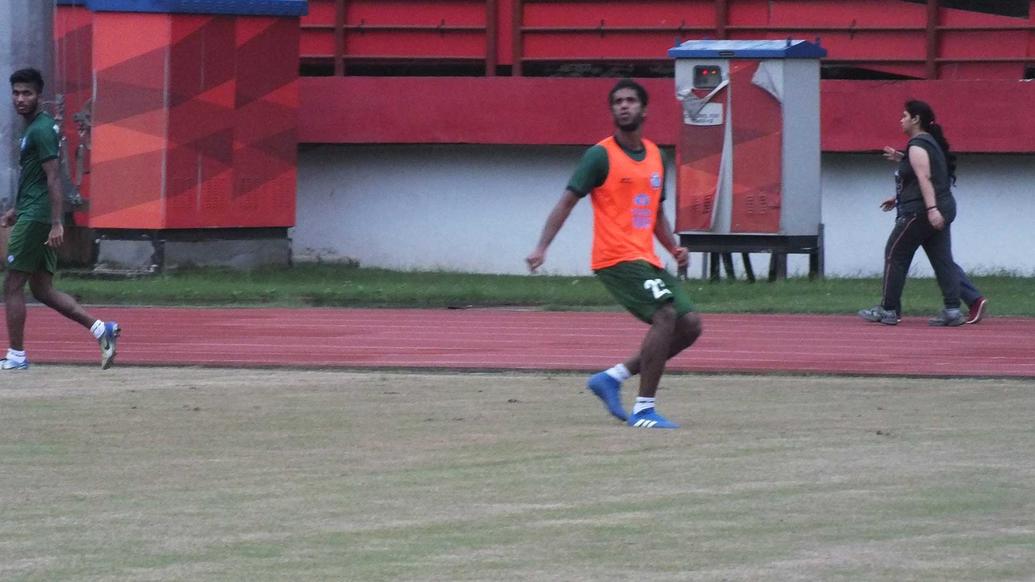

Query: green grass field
[[3, 368, 1034, 581], [52, 265, 1035, 316]]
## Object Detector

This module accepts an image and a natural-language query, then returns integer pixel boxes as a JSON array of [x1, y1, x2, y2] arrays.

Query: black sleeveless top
[[895, 133, 955, 221]]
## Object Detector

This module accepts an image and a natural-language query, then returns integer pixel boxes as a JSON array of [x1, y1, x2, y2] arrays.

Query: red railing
[[301, 0, 1035, 80], [302, 0, 499, 75]]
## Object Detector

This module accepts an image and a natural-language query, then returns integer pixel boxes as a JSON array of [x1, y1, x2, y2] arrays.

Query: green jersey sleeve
[[566, 145, 609, 198], [566, 143, 668, 200]]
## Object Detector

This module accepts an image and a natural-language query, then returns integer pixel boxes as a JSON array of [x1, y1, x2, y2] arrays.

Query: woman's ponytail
[[927, 122, 957, 185]]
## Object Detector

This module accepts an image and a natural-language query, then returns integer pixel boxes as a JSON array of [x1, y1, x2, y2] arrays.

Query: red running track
[[1, 306, 1033, 378]]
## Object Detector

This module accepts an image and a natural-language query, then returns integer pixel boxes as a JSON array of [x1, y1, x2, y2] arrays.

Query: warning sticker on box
[[684, 102, 724, 126]]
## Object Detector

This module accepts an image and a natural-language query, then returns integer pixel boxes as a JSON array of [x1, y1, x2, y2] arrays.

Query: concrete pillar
[[1, 0, 55, 209]]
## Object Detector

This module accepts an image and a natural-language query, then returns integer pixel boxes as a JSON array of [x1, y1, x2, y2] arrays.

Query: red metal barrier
[[300, 0, 1034, 80], [302, 0, 498, 74]]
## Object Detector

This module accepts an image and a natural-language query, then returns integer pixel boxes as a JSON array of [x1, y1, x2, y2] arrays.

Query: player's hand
[[672, 246, 689, 268], [0, 209, 14, 228], [882, 146, 903, 162], [880, 197, 896, 212], [526, 249, 546, 272], [46, 223, 64, 247]]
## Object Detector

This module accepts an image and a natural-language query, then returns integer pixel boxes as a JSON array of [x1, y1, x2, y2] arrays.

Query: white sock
[[633, 397, 656, 415], [605, 363, 632, 382], [90, 320, 105, 340], [6, 348, 26, 363]]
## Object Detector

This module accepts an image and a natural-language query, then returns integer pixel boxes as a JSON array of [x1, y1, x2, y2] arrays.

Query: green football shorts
[[6, 219, 57, 274], [594, 259, 693, 323]]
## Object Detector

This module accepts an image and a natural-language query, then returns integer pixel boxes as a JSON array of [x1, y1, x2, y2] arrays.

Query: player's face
[[610, 88, 645, 132], [11, 82, 39, 117]]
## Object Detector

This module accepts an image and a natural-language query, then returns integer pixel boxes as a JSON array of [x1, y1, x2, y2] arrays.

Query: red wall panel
[[301, 30, 335, 56], [301, 0, 336, 26], [300, 76, 1035, 153], [821, 79, 1035, 153]]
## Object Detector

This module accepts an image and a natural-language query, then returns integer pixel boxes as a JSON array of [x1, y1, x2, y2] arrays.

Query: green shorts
[[6, 219, 57, 274], [595, 260, 694, 323]]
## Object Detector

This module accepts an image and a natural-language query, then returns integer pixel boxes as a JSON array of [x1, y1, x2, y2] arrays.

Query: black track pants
[[880, 213, 961, 314]]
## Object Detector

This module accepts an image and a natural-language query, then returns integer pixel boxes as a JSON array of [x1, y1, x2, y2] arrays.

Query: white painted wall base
[[295, 145, 1035, 277]]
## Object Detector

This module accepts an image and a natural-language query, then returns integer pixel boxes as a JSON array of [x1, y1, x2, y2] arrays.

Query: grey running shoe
[[99, 322, 121, 369], [0, 358, 29, 370], [928, 308, 965, 327], [858, 306, 899, 325]]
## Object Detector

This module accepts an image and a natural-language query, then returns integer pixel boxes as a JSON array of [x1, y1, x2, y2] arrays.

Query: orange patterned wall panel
[[89, 13, 170, 229], [71, 9, 298, 230]]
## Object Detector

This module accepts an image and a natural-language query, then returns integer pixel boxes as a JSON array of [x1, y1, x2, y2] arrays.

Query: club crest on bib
[[632, 193, 653, 229], [649, 172, 661, 190]]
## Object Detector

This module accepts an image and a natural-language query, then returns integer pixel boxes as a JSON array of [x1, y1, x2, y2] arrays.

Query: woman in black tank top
[[858, 100, 985, 327]]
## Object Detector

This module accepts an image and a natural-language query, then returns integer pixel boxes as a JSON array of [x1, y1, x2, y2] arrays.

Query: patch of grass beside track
[[50, 264, 1035, 316]]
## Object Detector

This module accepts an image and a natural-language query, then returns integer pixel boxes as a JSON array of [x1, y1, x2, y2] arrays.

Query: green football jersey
[[16, 111, 60, 224]]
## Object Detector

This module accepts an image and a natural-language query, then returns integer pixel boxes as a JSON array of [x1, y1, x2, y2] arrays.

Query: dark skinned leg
[[623, 305, 704, 398], [4, 270, 31, 351], [635, 304, 675, 397], [28, 271, 95, 329], [622, 311, 703, 387]]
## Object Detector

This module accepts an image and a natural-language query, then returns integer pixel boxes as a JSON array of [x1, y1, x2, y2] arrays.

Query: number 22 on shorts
[[643, 278, 672, 299]]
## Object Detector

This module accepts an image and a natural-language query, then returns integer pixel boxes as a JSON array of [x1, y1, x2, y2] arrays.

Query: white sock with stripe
[[90, 320, 105, 340], [632, 397, 655, 415], [605, 364, 631, 382], [6, 348, 26, 363]]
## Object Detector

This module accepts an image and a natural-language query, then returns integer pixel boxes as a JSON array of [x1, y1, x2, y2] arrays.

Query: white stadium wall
[[294, 145, 1035, 278], [822, 154, 1035, 277]]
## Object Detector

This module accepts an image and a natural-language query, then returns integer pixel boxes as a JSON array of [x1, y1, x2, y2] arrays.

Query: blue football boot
[[627, 408, 679, 429], [586, 371, 628, 421]]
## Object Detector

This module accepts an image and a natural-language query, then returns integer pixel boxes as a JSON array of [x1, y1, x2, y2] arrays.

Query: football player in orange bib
[[527, 79, 702, 429]]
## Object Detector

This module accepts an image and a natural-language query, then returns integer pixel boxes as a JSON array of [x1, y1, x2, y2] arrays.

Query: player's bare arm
[[527, 189, 580, 272], [908, 145, 943, 230], [653, 205, 688, 268], [42, 158, 64, 247]]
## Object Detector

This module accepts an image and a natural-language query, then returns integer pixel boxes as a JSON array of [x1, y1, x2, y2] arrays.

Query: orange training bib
[[590, 136, 664, 270]]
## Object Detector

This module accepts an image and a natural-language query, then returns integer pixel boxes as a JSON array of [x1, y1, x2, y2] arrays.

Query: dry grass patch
[[1, 368, 1033, 581]]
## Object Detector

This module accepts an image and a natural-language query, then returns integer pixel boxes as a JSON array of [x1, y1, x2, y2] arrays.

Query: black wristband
[[926, 206, 937, 210]]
